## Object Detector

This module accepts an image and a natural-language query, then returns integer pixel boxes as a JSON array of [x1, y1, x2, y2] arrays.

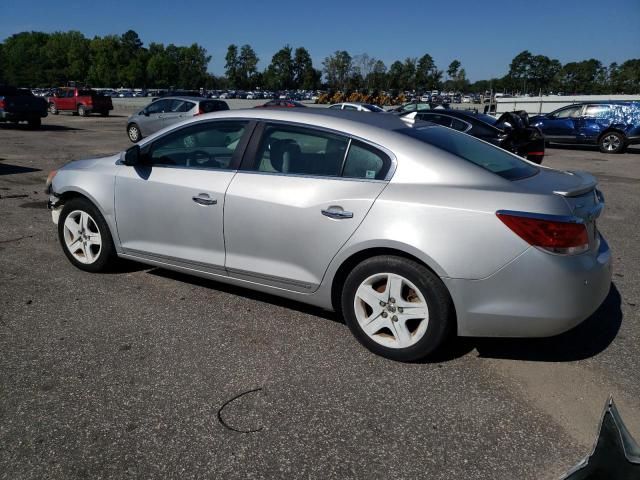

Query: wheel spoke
[[64, 215, 81, 236], [387, 274, 403, 304], [362, 315, 388, 336], [87, 232, 101, 247], [389, 320, 412, 347], [81, 212, 90, 231], [356, 284, 386, 309], [398, 304, 428, 319]]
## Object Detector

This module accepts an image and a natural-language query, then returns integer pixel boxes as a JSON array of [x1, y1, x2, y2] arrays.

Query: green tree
[[87, 35, 122, 86], [447, 59, 461, 79], [368, 60, 387, 91], [264, 45, 294, 90], [387, 60, 404, 91], [225, 44, 240, 88], [238, 44, 259, 89], [1, 32, 50, 86], [293, 47, 318, 89], [322, 50, 352, 90]]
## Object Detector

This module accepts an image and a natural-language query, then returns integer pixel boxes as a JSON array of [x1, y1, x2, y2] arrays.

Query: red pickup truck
[[48, 88, 113, 117]]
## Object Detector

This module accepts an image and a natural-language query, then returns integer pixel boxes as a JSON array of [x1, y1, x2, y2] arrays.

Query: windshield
[[397, 126, 538, 181], [474, 113, 498, 125], [363, 104, 384, 112]]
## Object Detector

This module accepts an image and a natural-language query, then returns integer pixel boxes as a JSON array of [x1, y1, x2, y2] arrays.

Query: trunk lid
[[515, 167, 604, 249]]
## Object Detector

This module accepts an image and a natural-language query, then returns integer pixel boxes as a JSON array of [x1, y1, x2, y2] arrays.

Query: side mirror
[[123, 145, 140, 166], [142, 109, 150, 116]]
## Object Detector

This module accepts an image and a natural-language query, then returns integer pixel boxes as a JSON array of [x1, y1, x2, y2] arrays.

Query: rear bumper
[[444, 235, 612, 337], [0, 110, 47, 121]]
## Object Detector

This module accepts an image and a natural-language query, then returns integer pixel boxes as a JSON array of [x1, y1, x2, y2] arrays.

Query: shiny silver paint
[[50, 108, 612, 338]]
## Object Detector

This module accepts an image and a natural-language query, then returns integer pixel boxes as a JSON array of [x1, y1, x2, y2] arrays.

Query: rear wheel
[[341, 255, 454, 362], [78, 105, 89, 117], [127, 123, 142, 142], [49, 103, 58, 115], [100, 110, 110, 117], [599, 131, 626, 153], [58, 198, 118, 273]]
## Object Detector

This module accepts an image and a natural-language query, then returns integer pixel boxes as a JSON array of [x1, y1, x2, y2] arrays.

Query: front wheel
[[341, 255, 454, 362], [599, 132, 626, 153], [58, 198, 118, 273], [78, 105, 89, 117], [127, 123, 142, 142], [100, 110, 110, 117]]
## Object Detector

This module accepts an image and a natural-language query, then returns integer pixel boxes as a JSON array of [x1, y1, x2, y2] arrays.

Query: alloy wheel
[[602, 134, 621, 152], [63, 210, 102, 264], [353, 272, 429, 349]]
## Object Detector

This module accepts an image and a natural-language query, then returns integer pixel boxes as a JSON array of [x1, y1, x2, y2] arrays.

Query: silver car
[[329, 102, 385, 112], [47, 109, 612, 361], [126, 96, 229, 143]]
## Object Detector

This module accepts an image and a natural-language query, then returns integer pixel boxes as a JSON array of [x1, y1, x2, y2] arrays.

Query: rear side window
[[584, 105, 611, 118], [200, 101, 229, 113], [251, 125, 348, 176], [343, 141, 391, 180], [398, 126, 538, 181]]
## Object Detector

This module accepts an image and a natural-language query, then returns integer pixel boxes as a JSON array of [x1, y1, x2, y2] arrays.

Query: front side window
[[148, 121, 247, 169], [343, 105, 358, 111], [552, 106, 582, 119], [146, 100, 170, 115], [251, 125, 348, 176]]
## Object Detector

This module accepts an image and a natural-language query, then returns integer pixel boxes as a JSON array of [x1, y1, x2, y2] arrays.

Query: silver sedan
[[46, 109, 612, 361]]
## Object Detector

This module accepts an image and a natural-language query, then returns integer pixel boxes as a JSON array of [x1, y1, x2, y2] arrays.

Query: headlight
[[45, 170, 57, 194]]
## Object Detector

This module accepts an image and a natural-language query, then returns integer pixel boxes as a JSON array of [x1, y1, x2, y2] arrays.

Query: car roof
[[153, 96, 214, 102]]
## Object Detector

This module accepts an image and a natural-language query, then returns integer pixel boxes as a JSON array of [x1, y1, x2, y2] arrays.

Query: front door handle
[[192, 194, 217, 206], [321, 207, 353, 219]]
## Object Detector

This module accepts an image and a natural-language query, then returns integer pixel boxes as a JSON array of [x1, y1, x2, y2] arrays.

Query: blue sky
[[1, 0, 639, 80]]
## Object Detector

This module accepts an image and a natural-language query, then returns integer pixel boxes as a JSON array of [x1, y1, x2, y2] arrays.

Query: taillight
[[194, 106, 204, 116], [0, 98, 5, 109], [496, 212, 589, 255]]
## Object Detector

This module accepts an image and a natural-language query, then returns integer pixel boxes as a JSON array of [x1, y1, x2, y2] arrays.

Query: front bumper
[[445, 235, 612, 337]]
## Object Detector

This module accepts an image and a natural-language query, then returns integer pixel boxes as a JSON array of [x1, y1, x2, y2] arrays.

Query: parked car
[[48, 87, 113, 117], [255, 99, 306, 108], [46, 108, 611, 361], [401, 109, 545, 163], [126, 97, 229, 142], [0, 86, 48, 128], [530, 102, 640, 153], [328, 102, 385, 112], [387, 102, 432, 114]]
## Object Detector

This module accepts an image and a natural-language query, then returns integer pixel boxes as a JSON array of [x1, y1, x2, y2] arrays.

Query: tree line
[[1, 30, 639, 94]]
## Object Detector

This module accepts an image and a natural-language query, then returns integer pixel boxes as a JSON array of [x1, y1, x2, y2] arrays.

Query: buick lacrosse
[[47, 109, 612, 361]]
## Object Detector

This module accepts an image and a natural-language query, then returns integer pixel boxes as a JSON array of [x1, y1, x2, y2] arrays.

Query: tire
[[341, 255, 454, 362], [127, 123, 142, 143], [78, 105, 89, 117], [599, 131, 626, 153], [100, 110, 110, 117], [49, 103, 59, 115], [27, 118, 41, 129], [57, 198, 118, 273]]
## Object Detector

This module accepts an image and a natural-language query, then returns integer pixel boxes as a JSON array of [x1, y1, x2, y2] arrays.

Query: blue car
[[530, 101, 640, 153]]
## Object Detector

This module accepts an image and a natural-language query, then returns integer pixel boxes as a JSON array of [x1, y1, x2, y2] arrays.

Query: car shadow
[[142, 267, 622, 363], [470, 283, 622, 362], [147, 267, 341, 323], [0, 124, 82, 132], [0, 164, 42, 175], [548, 144, 640, 155]]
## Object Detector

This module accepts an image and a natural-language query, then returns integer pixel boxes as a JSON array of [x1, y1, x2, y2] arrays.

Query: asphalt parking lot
[[1, 109, 639, 479]]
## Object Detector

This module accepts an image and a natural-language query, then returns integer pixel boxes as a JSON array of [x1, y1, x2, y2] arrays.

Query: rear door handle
[[192, 194, 217, 206], [321, 207, 353, 219]]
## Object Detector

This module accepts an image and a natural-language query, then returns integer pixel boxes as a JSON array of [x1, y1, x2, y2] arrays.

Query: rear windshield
[[363, 104, 384, 112], [78, 89, 97, 96], [200, 101, 229, 113], [397, 126, 538, 181]]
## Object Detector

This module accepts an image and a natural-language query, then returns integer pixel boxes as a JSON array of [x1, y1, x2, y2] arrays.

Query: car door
[[59, 89, 75, 111], [114, 120, 253, 272], [139, 99, 171, 136], [224, 122, 392, 292], [574, 104, 611, 144], [161, 99, 195, 130], [541, 105, 583, 142]]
